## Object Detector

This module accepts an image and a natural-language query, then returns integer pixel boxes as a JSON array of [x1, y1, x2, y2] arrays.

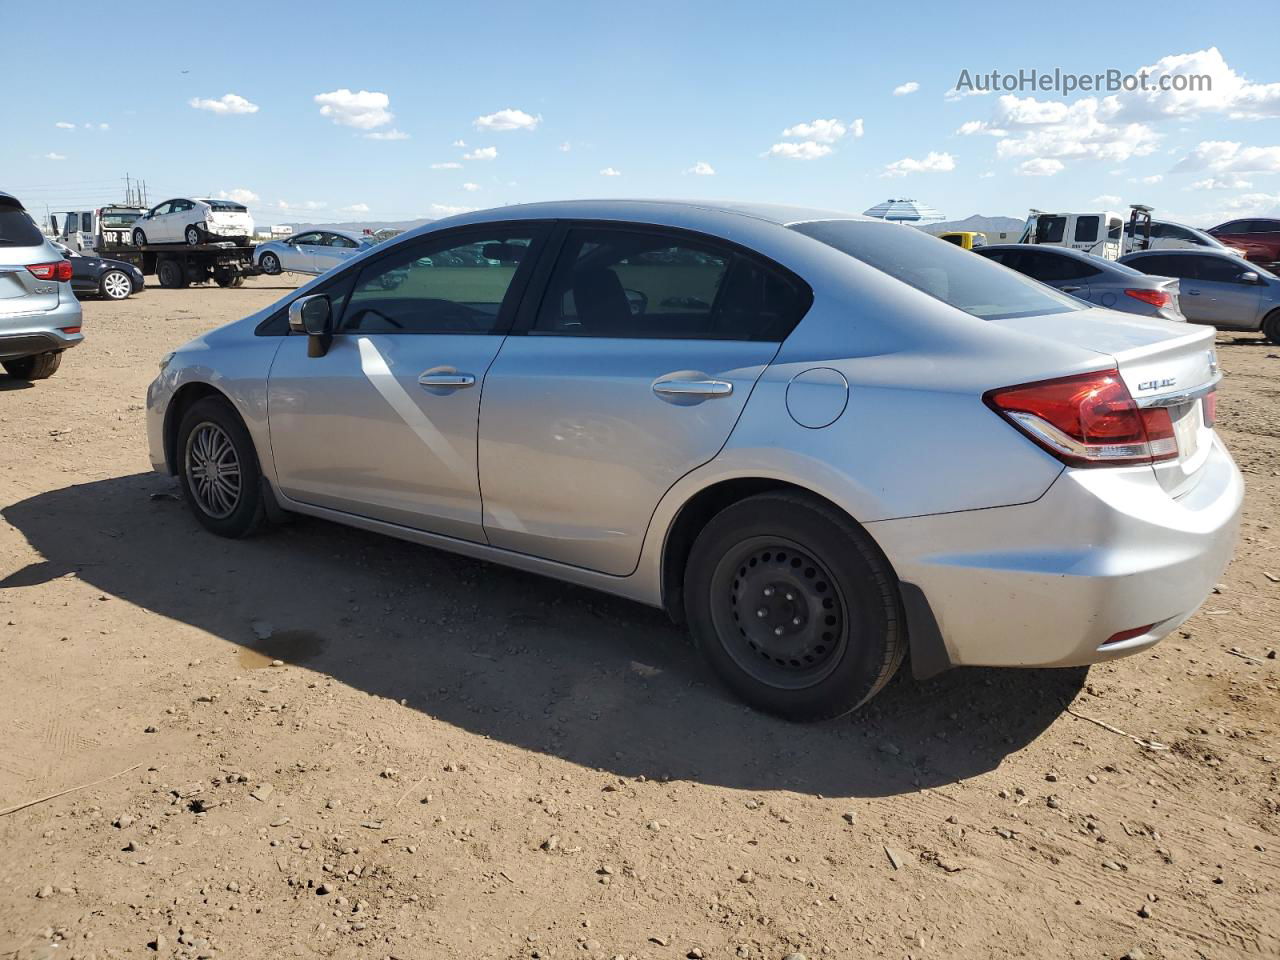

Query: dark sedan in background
[[1120, 248, 1280, 343], [973, 244, 1183, 321], [51, 240, 144, 300]]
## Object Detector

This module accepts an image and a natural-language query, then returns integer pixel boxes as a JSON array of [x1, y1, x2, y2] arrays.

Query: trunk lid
[[991, 308, 1219, 497], [0, 246, 62, 321]]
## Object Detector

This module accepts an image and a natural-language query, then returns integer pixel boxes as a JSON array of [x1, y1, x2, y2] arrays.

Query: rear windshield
[[790, 220, 1084, 321], [206, 201, 247, 212], [0, 204, 45, 247]]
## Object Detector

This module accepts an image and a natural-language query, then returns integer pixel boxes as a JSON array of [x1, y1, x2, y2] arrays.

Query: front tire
[[185, 224, 203, 245], [176, 397, 266, 538], [132, 229, 147, 246], [100, 269, 133, 300], [259, 252, 281, 275], [1262, 309, 1280, 345], [2, 351, 62, 381], [684, 492, 905, 721]]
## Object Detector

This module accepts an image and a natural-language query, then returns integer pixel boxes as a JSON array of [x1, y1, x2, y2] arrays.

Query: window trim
[[329, 221, 550, 337], [507, 219, 814, 342]]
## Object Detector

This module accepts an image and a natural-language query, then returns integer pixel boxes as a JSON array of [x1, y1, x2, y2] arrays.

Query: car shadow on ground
[[2, 473, 1085, 798], [0, 375, 35, 391]]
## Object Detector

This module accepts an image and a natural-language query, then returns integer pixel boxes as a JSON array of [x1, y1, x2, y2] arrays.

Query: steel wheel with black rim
[[100, 269, 133, 300], [176, 396, 267, 537], [684, 491, 905, 720]]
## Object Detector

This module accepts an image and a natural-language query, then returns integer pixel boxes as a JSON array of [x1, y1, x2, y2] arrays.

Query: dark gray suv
[[1, 191, 83, 381]]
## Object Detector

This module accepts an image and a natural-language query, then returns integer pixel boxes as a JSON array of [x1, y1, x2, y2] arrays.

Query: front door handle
[[1185, 289, 1201, 295], [418, 370, 476, 390], [1060, 285, 1082, 293], [652, 377, 733, 400]]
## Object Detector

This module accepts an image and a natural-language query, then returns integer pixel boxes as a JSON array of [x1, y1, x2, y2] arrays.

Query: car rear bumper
[[868, 435, 1243, 668], [0, 300, 84, 360]]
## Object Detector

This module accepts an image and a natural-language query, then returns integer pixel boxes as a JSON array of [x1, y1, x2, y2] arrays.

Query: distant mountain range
[[277, 218, 434, 234], [924, 214, 1026, 238]]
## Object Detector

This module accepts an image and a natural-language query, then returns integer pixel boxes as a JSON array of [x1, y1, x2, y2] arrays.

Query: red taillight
[[1102, 623, 1156, 647], [27, 261, 73, 282], [1202, 390, 1217, 428], [984, 369, 1179, 467], [1124, 288, 1170, 308]]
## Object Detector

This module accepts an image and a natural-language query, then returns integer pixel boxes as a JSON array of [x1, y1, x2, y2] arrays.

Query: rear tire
[[132, 229, 147, 246], [176, 396, 267, 538], [99, 269, 133, 300], [157, 258, 188, 289], [185, 224, 202, 245], [1262, 309, 1280, 345], [214, 271, 235, 288], [2, 351, 63, 381], [683, 492, 905, 721]]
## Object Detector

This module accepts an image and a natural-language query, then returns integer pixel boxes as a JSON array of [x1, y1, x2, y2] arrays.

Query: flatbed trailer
[[97, 241, 259, 289]]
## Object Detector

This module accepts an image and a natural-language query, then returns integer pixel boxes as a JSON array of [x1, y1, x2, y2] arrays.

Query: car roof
[[422, 199, 875, 232], [0, 190, 24, 208], [1122, 248, 1230, 257], [978, 243, 1100, 261]]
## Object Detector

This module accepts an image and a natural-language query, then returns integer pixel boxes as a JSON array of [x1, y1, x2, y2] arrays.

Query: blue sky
[[5, 1, 1279, 228]]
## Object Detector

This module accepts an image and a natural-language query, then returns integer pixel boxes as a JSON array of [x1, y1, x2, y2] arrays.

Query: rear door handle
[[652, 378, 733, 399], [1186, 289, 1201, 295], [1060, 285, 1082, 293], [418, 371, 476, 390]]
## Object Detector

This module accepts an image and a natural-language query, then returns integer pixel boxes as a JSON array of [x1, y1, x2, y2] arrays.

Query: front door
[[1180, 254, 1262, 328], [478, 225, 811, 575], [266, 226, 545, 541]]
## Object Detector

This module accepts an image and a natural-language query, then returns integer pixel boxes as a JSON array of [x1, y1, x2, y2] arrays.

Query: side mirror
[[1240, 271, 1260, 284], [288, 294, 333, 357]]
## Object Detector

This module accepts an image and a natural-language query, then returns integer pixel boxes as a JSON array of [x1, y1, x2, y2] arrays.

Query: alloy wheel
[[102, 271, 131, 300], [185, 421, 242, 519]]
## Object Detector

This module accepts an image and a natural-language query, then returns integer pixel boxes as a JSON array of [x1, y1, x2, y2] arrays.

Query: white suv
[[131, 198, 254, 246]]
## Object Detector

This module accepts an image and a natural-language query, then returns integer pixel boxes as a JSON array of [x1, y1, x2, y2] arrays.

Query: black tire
[[214, 271, 234, 288], [231, 275, 245, 287], [2, 351, 62, 381], [176, 396, 267, 538], [683, 492, 905, 721], [132, 228, 147, 246], [1262, 309, 1280, 345], [185, 224, 203, 245], [99, 268, 133, 300], [157, 258, 188, 289], [259, 252, 281, 276]]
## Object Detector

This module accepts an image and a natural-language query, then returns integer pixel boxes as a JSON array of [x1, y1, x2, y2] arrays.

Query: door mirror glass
[[288, 294, 332, 334], [1240, 270, 1260, 284]]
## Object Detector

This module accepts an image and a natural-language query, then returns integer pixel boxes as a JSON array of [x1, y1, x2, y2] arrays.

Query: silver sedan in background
[[253, 229, 376, 277], [1120, 248, 1280, 343], [147, 200, 1241, 720], [975, 244, 1184, 321]]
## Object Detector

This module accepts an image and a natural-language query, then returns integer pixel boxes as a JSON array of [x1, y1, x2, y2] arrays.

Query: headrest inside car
[[483, 242, 525, 263]]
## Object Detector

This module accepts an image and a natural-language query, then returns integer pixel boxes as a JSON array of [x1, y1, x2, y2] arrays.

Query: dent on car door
[[265, 227, 545, 541], [477, 226, 811, 576]]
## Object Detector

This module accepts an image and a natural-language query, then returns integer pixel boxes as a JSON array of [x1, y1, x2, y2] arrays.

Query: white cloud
[[1140, 174, 1164, 184], [339, 203, 370, 214], [462, 182, 481, 192], [559, 141, 572, 152], [1017, 157, 1065, 176], [215, 188, 260, 205], [429, 203, 476, 218], [93, 123, 109, 130], [1188, 176, 1253, 190], [766, 140, 833, 160], [473, 108, 541, 132], [780, 118, 859, 143], [684, 161, 716, 175], [314, 89, 392, 130], [599, 167, 621, 176], [944, 85, 992, 102], [364, 128, 410, 140], [55, 121, 75, 129], [451, 139, 467, 148], [1174, 140, 1280, 175], [463, 146, 498, 161], [1093, 194, 1124, 206], [882, 151, 956, 177], [189, 93, 259, 115], [956, 120, 1007, 137], [43, 152, 66, 161], [893, 81, 920, 96], [1102, 47, 1280, 122], [431, 161, 463, 169], [992, 95, 1161, 167], [275, 200, 328, 211], [978, 170, 995, 179]]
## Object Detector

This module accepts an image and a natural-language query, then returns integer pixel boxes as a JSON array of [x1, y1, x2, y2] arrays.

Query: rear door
[[477, 224, 811, 575]]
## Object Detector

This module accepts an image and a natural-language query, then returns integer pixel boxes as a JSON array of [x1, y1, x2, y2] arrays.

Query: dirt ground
[[1, 276, 1277, 960]]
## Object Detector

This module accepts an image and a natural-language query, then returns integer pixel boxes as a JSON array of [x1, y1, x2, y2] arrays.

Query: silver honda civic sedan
[[146, 200, 1243, 720]]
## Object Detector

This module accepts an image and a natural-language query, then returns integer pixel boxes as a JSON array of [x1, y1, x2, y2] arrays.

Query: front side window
[[151, 203, 171, 217], [81, 212, 93, 231], [339, 230, 537, 335], [293, 232, 322, 246], [532, 227, 808, 341], [1036, 216, 1066, 243], [1074, 216, 1099, 243], [1107, 218, 1123, 242], [1194, 255, 1251, 283], [791, 220, 1083, 321]]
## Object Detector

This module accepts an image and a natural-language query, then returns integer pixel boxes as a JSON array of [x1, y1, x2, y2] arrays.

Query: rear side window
[[0, 203, 44, 247], [1074, 216, 1099, 243], [531, 227, 809, 341], [1108, 218, 1123, 241], [1020, 251, 1099, 282], [1126, 255, 1191, 278], [791, 220, 1083, 321], [940, 234, 963, 246]]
